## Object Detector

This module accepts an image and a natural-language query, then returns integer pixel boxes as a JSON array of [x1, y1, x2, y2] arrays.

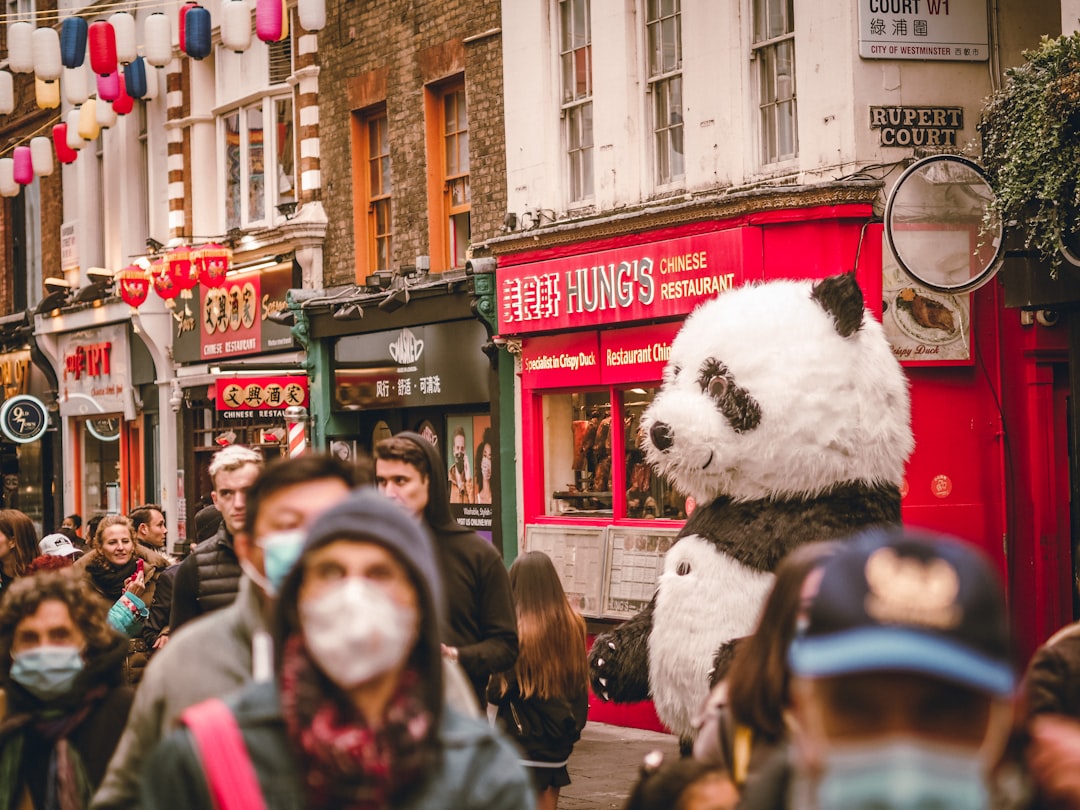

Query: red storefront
[[495, 203, 1074, 730]]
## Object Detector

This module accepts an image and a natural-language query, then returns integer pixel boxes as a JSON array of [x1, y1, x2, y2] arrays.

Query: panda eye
[[707, 376, 729, 400]]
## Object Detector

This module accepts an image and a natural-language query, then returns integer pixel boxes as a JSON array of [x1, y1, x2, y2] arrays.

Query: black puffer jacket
[[487, 672, 588, 764]]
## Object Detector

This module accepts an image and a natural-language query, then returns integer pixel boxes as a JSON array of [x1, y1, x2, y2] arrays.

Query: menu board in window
[[602, 527, 681, 620], [524, 525, 607, 617]]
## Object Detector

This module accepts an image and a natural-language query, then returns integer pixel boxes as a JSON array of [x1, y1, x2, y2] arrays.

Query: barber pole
[[284, 405, 308, 458]]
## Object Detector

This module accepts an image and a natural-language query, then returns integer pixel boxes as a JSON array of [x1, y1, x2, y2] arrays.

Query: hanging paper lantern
[[32, 26, 61, 82], [142, 65, 159, 101], [7, 22, 34, 74], [12, 147, 32, 185], [52, 124, 77, 163], [184, 6, 212, 60], [0, 159, 17, 197], [152, 259, 180, 307], [63, 64, 89, 105], [30, 136, 53, 175], [65, 110, 84, 150], [178, 2, 198, 55], [221, 1, 252, 52], [109, 12, 136, 64], [97, 70, 119, 101], [77, 99, 100, 140], [124, 56, 146, 99], [118, 265, 150, 308], [112, 71, 133, 115], [88, 21, 117, 76], [144, 14, 172, 68], [0, 71, 12, 115], [196, 243, 231, 287], [167, 246, 198, 297], [256, 0, 282, 42], [95, 95, 116, 129], [60, 17, 88, 69], [279, 0, 290, 41], [298, 0, 325, 33], [34, 77, 59, 109]]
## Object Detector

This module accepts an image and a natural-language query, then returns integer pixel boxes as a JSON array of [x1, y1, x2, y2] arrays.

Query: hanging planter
[[32, 26, 61, 82], [185, 6, 212, 60], [52, 124, 77, 163], [144, 14, 172, 68], [124, 56, 147, 98], [60, 17, 88, 69], [12, 146, 32, 185], [7, 21, 35, 74], [298, 0, 325, 33], [88, 20, 117, 76], [35, 77, 59, 109], [63, 64, 89, 105], [118, 265, 150, 308], [196, 243, 232, 287], [221, 1, 252, 52], [109, 12, 137, 64], [981, 32, 1080, 275], [30, 136, 53, 175]]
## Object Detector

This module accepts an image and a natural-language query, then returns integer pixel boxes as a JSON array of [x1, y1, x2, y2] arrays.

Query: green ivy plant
[[980, 33, 1080, 275]]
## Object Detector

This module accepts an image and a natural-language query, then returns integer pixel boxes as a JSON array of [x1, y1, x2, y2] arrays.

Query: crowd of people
[[6, 438, 1080, 809]]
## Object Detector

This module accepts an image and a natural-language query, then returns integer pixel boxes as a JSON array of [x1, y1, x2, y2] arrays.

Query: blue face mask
[[10, 645, 85, 701], [259, 529, 306, 592], [816, 739, 989, 810]]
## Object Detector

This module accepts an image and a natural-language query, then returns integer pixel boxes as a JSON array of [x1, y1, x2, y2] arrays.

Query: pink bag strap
[[180, 698, 269, 810]]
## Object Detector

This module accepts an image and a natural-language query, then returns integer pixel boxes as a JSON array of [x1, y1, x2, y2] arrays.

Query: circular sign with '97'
[[0, 395, 49, 444]]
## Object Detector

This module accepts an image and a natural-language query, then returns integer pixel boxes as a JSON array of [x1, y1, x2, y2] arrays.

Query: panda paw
[[588, 631, 651, 703]]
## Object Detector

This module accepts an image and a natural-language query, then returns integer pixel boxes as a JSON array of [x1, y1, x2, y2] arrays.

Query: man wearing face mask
[[739, 527, 1017, 810], [91, 454, 362, 810], [142, 488, 534, 809], [0, 571, 133, 808]]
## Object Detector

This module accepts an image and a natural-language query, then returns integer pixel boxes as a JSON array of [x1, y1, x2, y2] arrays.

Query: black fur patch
[[697, 358, 762, 433], [588, 598, 655, 703], [677, 480, 902, 573], [811, 273, 864, 338]]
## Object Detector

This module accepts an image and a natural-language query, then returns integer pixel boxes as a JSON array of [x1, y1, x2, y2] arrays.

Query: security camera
[[465, 257, 497, 275]]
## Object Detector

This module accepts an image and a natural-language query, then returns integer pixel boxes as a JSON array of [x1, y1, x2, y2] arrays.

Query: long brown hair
[[494, 550, 588, 702], [0, 509, 39, 578], [726, 540, 840, 742]]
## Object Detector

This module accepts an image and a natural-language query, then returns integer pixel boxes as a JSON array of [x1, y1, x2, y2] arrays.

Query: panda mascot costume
[[589, 273, 913, 743]]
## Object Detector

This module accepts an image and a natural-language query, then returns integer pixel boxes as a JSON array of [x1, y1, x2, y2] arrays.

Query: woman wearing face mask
[[0, 571, 132, 808], [474, 433, 495, 506], [142, 488, 535, 809], [0, 509, 41, 597], [74, 515, 169, 684]]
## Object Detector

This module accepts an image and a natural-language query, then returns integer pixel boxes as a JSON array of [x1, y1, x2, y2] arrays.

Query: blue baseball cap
[[788, 527, 1015, 696]]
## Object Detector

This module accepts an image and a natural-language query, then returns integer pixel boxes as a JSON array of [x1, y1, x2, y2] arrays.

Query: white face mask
[[300, 577, 418, 689]]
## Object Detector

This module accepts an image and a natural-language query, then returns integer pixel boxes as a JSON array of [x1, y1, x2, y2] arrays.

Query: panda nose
[[650, 421, 673, 452]]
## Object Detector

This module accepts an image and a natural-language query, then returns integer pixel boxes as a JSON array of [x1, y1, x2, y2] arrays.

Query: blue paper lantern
[[184, 6, 211, 60], [125, 56, 147, 99], [60, 17, 87, 69]]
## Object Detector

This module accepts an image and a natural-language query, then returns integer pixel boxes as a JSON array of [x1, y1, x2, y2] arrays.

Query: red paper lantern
[[88, 20, 117, 76], [195, 242, 231, 287], [178, 2, 198, 55], [111, 71, 133, 114], [165, 245, 198, 297], [118, 264, 150, 308], [151, 259, 180, 307], [52, 124, 78, 164]]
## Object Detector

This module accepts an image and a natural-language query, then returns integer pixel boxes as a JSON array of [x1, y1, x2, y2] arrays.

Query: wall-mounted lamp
[[503, 212, 517, 232], [276, 201, 298, 220], [36, 278, 73, 314], [267, 308, 296, 326], [146, 237, 165, 254], [378, 287, 410, 313], [332, 303, 364, 320]]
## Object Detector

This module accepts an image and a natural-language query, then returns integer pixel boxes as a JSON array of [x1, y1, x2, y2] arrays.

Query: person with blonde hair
[[488, 551, 589, 810]]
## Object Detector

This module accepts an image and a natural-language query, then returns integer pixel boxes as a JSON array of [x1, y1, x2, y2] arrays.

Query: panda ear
[[811, 273, 864, 338]]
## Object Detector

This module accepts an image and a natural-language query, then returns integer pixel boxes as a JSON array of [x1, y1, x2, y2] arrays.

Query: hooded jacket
[[395, 432, 519, 703], [140, 490, 534, 810]]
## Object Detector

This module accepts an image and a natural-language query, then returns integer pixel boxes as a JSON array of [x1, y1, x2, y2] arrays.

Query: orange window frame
[[350, 105, 392, 281], [70, 415, 143, 518], [424, 78, 469, 273]]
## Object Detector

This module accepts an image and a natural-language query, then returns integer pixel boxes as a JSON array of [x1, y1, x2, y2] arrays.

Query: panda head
[[641, 274, 913, 505]]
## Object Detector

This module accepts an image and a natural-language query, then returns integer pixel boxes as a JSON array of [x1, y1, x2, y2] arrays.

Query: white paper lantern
[[142, 66, 159, 101], [30, 136, 53, 176], [0, 159, 17, 197], [143, 13, 172, 67], [221, 0, 252, 52], [32, 26, 61, 81], [62, 64, 89, 105], [297, 0, 325, 33], [66, 109, 84, 149], [77, 98, 100, 140], [0, 71, 13, 115], [34, 76, 59, 109], [109, 12, 137, 64], [7, 22, 35, 74], [96, 95, 116, 129]]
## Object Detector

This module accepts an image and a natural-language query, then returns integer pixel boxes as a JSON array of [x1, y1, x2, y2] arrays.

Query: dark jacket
[[169, 523, 242, 632], [1026, 621, 1080, 718], [143, 562, 179, 652], [487, 672, 588, 765], [400, 432, 519, 704]]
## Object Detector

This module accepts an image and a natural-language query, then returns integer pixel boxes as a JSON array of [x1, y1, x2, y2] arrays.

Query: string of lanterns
[[0, 0, 325, 195], [118, 241, 233, 310]]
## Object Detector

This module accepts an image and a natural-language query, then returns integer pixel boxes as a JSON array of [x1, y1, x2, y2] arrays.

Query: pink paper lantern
[[96, 70, 120, 101], [12, 146, 32, 185], [256, 0, 283, 42]]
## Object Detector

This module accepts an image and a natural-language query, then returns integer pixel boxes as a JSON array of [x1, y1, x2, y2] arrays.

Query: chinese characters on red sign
[[215, 376, 309, 414]]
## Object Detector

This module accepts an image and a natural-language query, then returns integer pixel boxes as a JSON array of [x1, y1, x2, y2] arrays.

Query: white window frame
[[6, 0, 34, 23], [752, 0, 798, 166], [645, 0, 684, 187], [560, 0, 594, 203]]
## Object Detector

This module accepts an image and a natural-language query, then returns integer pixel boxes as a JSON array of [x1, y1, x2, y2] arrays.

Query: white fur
[[641, 279, 913, 504], [648, 535, 776, 739]]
